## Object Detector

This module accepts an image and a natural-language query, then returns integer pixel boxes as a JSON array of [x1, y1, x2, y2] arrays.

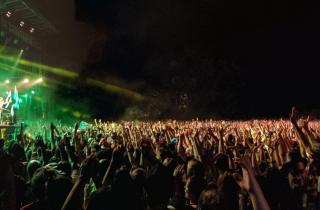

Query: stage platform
[[0, 124, 23, 140]]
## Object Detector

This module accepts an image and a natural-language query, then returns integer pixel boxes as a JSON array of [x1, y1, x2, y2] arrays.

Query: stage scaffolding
[[0, 0, 56, 127], [0, 0, 56, 32], [0, 0, 56, 50]]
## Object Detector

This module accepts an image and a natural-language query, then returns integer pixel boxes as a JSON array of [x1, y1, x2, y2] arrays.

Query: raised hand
[[290, 106, 297, 123], [50, 122, 55, 131], [173, 164, 185, 179], [301, 115, 310, 130], [233, 156, 270, 210], [233, 156, 255, 192], [79, 155, 99, 183], [75, 122, 80, 130]]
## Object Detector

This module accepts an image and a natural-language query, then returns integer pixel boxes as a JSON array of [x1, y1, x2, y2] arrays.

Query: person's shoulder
[[223, 173, 240, 190], [256, 175, 267, 182], [281, 162, 293, 172], [89, 185, 113, 201], [20, 202, 34, 210], [172, 204, 196, 210], [21, 201, 47, 210]]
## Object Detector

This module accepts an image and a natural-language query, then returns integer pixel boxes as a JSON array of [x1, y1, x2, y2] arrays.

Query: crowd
[[1, 108, 320, 210]]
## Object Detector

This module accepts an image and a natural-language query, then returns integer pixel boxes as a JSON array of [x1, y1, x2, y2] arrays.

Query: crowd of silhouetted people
[[1, 108, 320, 210]]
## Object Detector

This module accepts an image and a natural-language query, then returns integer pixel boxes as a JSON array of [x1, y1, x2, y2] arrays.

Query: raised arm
[[218, 126, 226, 154], [233, 156, 271, 210], [290, 107, 311, 155], [102, 146, 121, 186], [61, 156, 99, 210], [50, 122, 57, 151]]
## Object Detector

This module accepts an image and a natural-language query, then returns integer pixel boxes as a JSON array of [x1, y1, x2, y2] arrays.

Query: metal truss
[[0, 0, 56, 34]]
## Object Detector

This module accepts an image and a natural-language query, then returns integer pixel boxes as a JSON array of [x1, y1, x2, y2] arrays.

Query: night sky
[[28, 0, 320, 119]]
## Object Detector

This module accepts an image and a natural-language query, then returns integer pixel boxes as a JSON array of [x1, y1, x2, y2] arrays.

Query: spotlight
[[31, 90, 35, 94], [33, 77, 43, 85], [29, 28, 34, 33], [5, 79, 10, 84], [23, 78, 29, 83], [6, 11, 12, 18], [19, 21, 24, 27]]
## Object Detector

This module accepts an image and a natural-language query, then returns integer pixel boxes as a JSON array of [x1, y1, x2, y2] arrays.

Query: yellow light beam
[[86, 78, 144, 101], [0, 63, 72, 89], [0, 54, 145, 101], [0, 63, 36, 77], [0, 55, 78, 79]]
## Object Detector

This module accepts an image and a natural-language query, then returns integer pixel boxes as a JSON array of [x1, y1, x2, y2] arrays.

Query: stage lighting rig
[[6, 11, 12, 18]]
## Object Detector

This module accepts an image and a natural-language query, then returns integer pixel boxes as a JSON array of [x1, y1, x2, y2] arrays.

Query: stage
[[0, 124, 23, 140]]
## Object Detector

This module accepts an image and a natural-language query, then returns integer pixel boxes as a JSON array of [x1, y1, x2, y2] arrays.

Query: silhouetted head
[[198, 183, 220, 210], [27, 159, 42, 179], [31, 167, 58, 201], [185, 176, 206, 204], [187, 159, 205, 178]]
